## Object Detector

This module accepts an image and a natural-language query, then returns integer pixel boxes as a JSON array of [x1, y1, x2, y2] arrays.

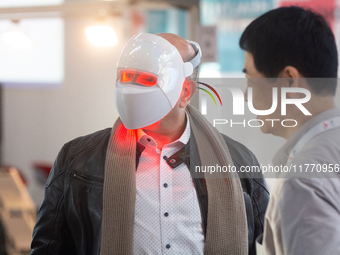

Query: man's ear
[[280, 66, 307, 99], [179, 79, 196, 108], [188, 79, 197, 98], [280, 66, 302, 88]]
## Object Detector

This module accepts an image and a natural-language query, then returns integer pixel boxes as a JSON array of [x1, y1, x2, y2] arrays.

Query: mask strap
[[187, 40, 202, 69]]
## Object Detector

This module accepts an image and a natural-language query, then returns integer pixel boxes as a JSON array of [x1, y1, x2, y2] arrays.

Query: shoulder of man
[[220, 132, 269, 194], [220, 133, 260, 171], [45, 128, 112, 187], [286, 127, 340, 179], [295, 127, 340, 164], [62, 128, 112, 157]]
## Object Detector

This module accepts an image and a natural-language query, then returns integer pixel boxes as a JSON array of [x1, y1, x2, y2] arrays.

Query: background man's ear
[[281, 66, 300, 79], [279, 66, 304, 90], [280, 66, 301, 86]]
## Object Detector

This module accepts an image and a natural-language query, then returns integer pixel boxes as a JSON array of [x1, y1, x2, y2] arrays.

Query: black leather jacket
[[31, 128, 269, 255]]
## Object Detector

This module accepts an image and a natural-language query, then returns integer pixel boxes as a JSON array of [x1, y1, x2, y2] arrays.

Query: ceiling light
[[85, 25, 118, 47]]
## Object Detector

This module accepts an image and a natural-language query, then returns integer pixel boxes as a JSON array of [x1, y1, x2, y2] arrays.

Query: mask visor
[[119, 69, 157, 87]]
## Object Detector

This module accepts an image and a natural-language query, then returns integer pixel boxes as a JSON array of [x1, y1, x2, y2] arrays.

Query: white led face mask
[[115, 33, 201, 130]]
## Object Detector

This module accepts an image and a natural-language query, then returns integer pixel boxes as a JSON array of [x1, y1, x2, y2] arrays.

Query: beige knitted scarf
[[100, 105, 248, 255]]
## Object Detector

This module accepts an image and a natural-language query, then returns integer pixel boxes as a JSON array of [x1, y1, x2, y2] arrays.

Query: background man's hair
[[239, 6, 338, 95]]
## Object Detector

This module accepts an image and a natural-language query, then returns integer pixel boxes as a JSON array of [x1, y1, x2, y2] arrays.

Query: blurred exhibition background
[[1, 0, 340, 253], [0, 0, 339, 209]]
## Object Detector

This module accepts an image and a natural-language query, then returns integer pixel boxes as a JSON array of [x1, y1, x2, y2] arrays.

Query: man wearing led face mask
[[31, 33, 269, 255]]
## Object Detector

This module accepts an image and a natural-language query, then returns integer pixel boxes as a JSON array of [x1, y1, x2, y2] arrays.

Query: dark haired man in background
[[240, 6, 340, 255]]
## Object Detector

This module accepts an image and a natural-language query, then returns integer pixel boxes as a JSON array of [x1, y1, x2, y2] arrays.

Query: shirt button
[[147, 138, 151, 142], [169, 158, 176, 164], [163, 183, 168, 188], [166, 244, 171, 249], [164, 212, 169, 217], [163, 156, 167, 160]]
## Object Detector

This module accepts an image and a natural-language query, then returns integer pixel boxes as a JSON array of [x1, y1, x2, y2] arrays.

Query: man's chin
[[141, 121, 161, 132], [257, 117, 272, 134], [259, 125, 272, 134]]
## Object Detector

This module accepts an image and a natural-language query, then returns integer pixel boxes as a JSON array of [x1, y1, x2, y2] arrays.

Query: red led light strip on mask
[[120, 69, 157, 86]]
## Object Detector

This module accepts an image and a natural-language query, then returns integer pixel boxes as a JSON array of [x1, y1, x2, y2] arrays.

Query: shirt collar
[[273, 107, 340, 166], [136, 128, 147, 143], [137, 113, 190, 148]]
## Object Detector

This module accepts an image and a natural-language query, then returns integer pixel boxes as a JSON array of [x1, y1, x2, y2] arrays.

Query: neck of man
[[278, 95, 335, 140], [142, 110, 187, 150]]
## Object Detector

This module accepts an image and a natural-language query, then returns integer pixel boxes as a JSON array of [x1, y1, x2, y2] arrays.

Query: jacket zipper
[[72, 172, 103, 184]]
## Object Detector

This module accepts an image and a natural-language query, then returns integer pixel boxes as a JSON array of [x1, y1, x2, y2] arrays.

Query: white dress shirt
[[133, 116, 204, 255]]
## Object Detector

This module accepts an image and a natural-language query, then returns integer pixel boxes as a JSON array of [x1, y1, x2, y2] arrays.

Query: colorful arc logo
[[197, 82, 223, 106]]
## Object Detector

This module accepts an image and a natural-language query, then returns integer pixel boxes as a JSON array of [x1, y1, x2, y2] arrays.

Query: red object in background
[[33, 162, 52, 184], [279, 0, 336, 32], [131, 11, 146, 37]]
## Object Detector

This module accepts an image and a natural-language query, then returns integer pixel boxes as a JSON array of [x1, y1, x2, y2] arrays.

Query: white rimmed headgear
[[115, 33, 201, 129]]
